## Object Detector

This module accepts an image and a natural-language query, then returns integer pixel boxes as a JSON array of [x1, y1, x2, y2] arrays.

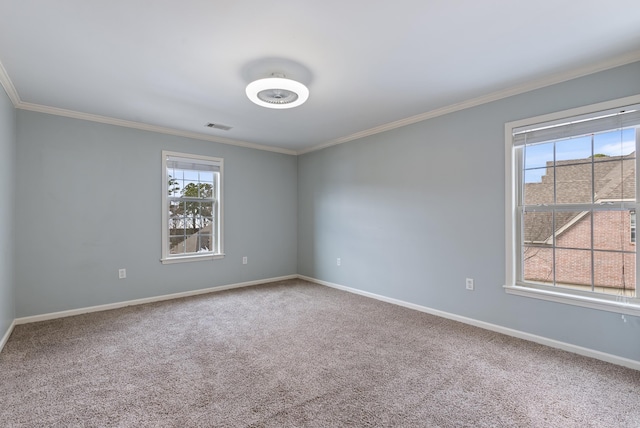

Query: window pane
[[198, 234, 212, 252], [169, 200, 183, 214], [199, 171, 214, 183], [556, 136, 592, 164], [523, 211, 552, 244], [623, 156, 636, 201], [554, 248, 591, 289], [555, 211, 591, 250], [177, 180, 187, 196], [183, 170, 199, 181], [593, 158, 635, 202], [523, 246, 553, 285], [555, 164, 592, 204], [169, 168, 184, 181], [594, 160, 620, 201], [593, 251, 635, 296], [167, 172, 182, 196], [199, 184, 213, 199], [593, 210, 632, 251], [194, 213, 210, 230], [523, 167, 547, 184], [182, 182, 200, 197], [523, 171, 553, 205], [524, 141, 554, 170], [177, 228, 203, 254], [593, 128, 636, 158], [199, 201, 213, 217], [175, 217, 188, 230], [200, 215, 213, 227], [170, 236, 185, 255], [169, 221, 185, 236]]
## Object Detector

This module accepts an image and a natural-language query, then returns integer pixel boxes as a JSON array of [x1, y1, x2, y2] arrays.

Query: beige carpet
[[1, 279, 639, 427]]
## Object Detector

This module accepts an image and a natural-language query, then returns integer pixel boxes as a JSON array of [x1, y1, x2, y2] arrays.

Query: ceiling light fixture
[[246, 74, 309, 109]]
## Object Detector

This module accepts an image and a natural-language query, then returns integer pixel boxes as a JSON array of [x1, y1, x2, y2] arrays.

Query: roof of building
[[523, 152, 636, 243]]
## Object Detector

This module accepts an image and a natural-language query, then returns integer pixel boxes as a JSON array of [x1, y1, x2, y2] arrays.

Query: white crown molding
[[16, 102, 297, 155], [0, 61, 20, 106], [297, 49, 640, 155], [299, 275, 640, 371]]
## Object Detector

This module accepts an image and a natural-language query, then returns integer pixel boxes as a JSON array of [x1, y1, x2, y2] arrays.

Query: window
[[161, 151, 223, 264], [505, 96, 640, 315]]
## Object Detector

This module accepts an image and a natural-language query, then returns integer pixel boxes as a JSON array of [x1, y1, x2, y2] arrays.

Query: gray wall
[[0, 85, 16, 338], [15, 111, 297, 317], [298, 61, 640, 361]]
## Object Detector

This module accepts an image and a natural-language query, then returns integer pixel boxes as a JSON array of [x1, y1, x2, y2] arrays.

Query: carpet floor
[[1, 279, 639, 427]]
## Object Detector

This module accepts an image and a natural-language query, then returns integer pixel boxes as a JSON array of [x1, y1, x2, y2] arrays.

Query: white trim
[[161, 150, 224, 262], [16, 102, 297, 155], [298, 50, 640, 155], [0, 61, 20, 106], [160, 253, 225, 264], [0, 319, 16, 354], [298, 275, 640, 371], [505, 122, 517, 288], [14, 275, 297, 325], [504, 285, 640, 317]]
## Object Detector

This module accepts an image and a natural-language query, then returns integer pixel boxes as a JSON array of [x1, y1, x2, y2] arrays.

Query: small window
[[506, 97, 640, 314], [161, 151, 223, 264]]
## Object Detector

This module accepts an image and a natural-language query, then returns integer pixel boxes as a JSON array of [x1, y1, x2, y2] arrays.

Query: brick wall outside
[[524, 211, 636, 291]]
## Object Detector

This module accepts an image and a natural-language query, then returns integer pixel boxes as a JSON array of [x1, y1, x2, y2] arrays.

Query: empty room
[[1, 1, 639, 426]]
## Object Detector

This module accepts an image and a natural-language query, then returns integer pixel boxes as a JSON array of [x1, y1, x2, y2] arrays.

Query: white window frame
[[161, 150, 224, 264], [505, 95, 640, 316]]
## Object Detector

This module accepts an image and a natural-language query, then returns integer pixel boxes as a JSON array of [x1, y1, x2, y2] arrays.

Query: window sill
[[504, 284, 640, 317], [161, 253, 225, 265]]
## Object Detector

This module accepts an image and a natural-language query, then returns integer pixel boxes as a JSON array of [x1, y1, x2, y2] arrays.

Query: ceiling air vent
[[205, 123, 232, 131]]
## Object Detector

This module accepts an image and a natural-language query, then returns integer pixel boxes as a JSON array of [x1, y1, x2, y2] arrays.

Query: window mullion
[[590, 134, 595, 292], [552, 142, 557, 287]]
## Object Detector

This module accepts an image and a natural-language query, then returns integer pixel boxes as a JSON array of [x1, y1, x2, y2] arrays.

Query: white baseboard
[[0, 319, 16, 354], [14, 275, 298, 325], [298, 275, 640, 371]]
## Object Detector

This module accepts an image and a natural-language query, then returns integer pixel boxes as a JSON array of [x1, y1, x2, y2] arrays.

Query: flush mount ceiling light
[[246, 74, 309, 109]]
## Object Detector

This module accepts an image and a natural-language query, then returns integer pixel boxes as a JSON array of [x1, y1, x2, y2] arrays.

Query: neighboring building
[[170, 223, 213, 255], [523, 152, 636, 295]]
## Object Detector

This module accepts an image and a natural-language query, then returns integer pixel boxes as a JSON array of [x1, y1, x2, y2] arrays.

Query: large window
[[505, 96, 640, 315], [161, 151, 223, 264]]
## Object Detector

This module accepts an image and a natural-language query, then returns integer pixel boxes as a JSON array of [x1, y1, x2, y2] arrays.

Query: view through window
[[510, 101, 640, 307], [161, 151, 223, 263]]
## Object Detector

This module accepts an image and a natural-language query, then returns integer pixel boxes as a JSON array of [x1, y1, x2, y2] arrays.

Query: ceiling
[[1, 1, 639, 155]]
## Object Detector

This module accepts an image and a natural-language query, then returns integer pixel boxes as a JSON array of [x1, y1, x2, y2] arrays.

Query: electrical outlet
[[118, 268, 126, 279], [465, 278, 474, 290], [337, 258, 341, 266], [242, 256, 248, 265]]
